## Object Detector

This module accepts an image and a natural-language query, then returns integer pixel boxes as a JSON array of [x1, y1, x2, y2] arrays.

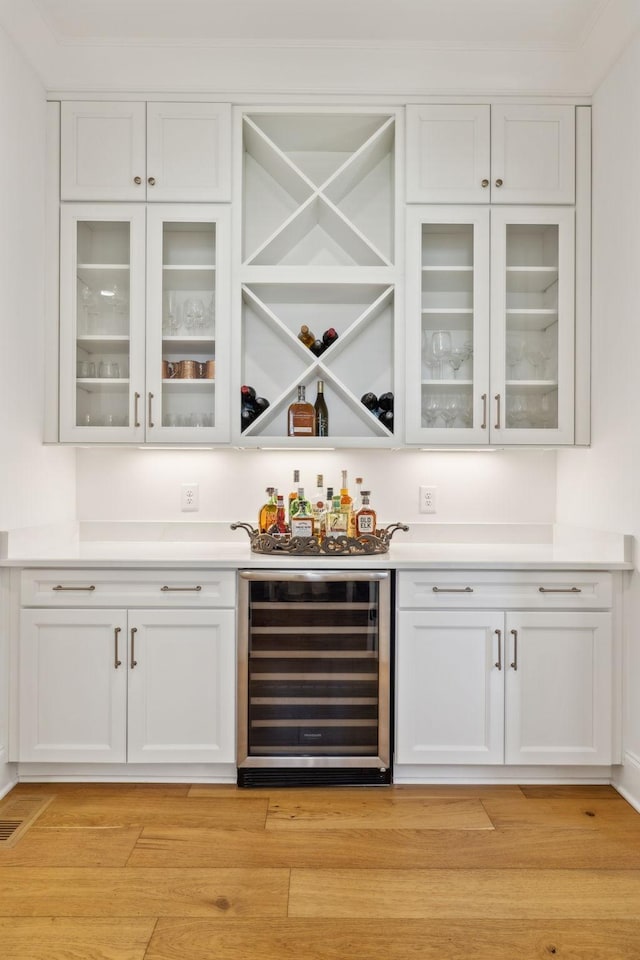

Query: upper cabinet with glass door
[[406, 104, 575, 205], [405, 206, 575, 445], [235, 108, 400, 447], [60, 101, 231, 202], [59, 204, 230, 444]]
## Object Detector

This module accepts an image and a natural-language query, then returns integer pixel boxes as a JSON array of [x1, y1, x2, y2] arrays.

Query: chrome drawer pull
[[494, 629, 502, 671], [130, 627, 138, 669], [160, 585, 202, 592], [114, 627, 122, 669], [538, 587, 582, 594], [432, 586, 473, 593], [510, 629, 518, 671], [52, 584, 96, 592]]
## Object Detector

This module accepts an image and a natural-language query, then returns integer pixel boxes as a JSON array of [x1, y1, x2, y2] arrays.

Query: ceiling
[[0, 0, 638, 95]]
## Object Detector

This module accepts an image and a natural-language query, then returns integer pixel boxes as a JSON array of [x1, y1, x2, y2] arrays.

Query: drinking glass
[[448, 343, 472, 379], [506, 335, 524, 378], [422, 332, 441, 380], [431, 330, 452, 379], [422, 393, 441, 427]]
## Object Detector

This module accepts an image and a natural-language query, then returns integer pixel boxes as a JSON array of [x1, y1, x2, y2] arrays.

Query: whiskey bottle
[[258, 487, 277, 533], [314, 380, 329, 437], [348, 476, 363, 538], [290, 487, 314, 538], [312, 474, 326, 539], [326, 490, 348, 538], [297, 324, 315, 348], [287, 385, 315, 437], [340, 470, 352, 523], [355, 491, 377, 536]]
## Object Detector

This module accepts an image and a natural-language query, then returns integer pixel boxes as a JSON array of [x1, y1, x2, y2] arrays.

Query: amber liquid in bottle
[[355, 491, 377, 536], [258, 487, 278, 533], [287, 385, 315, 437], [297, 324, 315, 348]]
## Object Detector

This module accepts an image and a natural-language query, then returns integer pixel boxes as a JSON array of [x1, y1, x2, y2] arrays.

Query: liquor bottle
[[258, 487, 277, 533], [322, 327, 339, 348], [312, 474, 325, 539], [326, 489, 348, 538], [297, 324, 315, 348], [348, 476, 363, 538], [339, 469, 352, 535], [288, 469, 301, 516], [287, 385, 315, 437], [314, 380, 329, 437], [268, 494, 289, 536], [289, 487, 314, 538], [355, 490, 377, 537]]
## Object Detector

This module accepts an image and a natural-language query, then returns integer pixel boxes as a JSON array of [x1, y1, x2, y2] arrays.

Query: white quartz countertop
[[0, 522, 633, 570]]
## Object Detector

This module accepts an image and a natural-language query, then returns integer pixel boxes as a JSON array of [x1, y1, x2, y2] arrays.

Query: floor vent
[[237, 767, 392, 788], [0, 796, 54, 847]]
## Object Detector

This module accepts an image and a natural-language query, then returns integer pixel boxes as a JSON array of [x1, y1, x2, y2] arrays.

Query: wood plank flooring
[[1, 782, 640, 959]]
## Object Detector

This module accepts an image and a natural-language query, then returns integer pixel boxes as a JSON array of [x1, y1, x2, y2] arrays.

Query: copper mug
[[162, 360, 180, 379], [181, 360, 197, 379], [194, 360, 215, 379]]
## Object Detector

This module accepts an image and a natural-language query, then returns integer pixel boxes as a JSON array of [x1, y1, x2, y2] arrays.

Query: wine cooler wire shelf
[[231, 521, 409, 556]]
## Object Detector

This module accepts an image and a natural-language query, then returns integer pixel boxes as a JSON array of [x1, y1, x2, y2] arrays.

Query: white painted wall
[[555, 30, 640, 805], [0, 22, 75, 794], [76, 447, 557, 527]]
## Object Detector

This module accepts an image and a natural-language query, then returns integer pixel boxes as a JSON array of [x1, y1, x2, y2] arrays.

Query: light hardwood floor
[[1, 781, 640, 959]]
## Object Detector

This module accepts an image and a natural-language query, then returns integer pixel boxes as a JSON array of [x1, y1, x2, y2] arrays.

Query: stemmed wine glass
[[506, 335, 524, 379], [422, 393, 441, 427], [422, 331, 441, 380], [431, 330, 452, 379], [448, 341, 473, 379]]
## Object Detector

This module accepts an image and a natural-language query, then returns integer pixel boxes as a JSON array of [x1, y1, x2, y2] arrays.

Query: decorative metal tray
[[230, 521, 409, 556]]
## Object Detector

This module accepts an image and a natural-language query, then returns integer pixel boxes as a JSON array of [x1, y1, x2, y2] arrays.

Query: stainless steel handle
[[53, 584, 95, 592], [161, 585, 202, 592], [510, 629, 518, 671], [481, 393, 487, 430], [114, 627, 122, 669], [495, 178, 503, 187], [432, 586, 473, 593], [538, 587, 582, 594], [481, 178, 489, 188], [147, 176, 156, 186], [134, 392, 141, 428], [148, 392, 154, 428], [133, 176, 142, 185], [494, 629, 502, 671], [130, 627, 138, 669], [495, 393, 501, 430]]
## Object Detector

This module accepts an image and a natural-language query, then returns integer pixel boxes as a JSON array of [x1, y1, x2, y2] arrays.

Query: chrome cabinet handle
[[538, 587, 582, 594], [148, 176, 156, 186], [130, 627, 138, 669], [495, 394, 501, 430], [432, 586, 473, 593], [481, 393, 487, 430], [510, 629, 518, 670], [494, 629, 502, 671], [148, 392, 155, 428], [53, 584, 95, 592], [134, 392, 141, 428], [481, 178, 489, 188], [114, 627, 122, 669], [160, 585, 203, 592], [495, 178, 503, 187], [133, 176, 142, 185]]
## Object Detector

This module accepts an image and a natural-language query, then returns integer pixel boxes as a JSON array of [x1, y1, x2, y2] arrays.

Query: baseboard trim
[[612, 751, 640, 813]]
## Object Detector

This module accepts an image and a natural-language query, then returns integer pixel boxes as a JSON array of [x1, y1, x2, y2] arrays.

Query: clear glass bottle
[[340, 469, 352, 534], [355, 490, 377, 537], [314, 380, 329, 437], [348, 476, 363, 537], [326, 489, 348, 538], [272, 494, 289, 536], [287, 385, 315, 437], [290, 487, 314, 537], [312, 473, 326, 539]]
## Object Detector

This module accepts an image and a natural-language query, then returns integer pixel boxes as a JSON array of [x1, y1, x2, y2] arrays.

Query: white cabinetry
[[235, 107, 401, 446], [18, 570, 236, 765], [405, 204, 575, 444], [59, 203, 230, 443], [61, 101, 232, 202], [396, 571, 616, 769], [406, 104, 575, 204]]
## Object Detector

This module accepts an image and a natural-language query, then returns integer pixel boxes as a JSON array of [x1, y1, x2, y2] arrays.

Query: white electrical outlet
[[181, 483, 199, 512], [419, 485, 437, 514]]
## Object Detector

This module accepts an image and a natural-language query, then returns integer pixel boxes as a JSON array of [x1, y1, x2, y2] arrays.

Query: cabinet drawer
[[397, 570, 613, 610], [21, 569, 236, 608]]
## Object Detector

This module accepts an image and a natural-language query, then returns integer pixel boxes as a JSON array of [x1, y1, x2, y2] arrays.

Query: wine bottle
[[314, 380, 329, 437], [310, 339, 325, 357], [355, 490, 377, 536], [378, 391, 394, 412], [361, 391, 378, 412], [378, 409, 394, 432], [297, 324, 315, 348], [287, 385, 315, 437], [322, 327, 339, 348]]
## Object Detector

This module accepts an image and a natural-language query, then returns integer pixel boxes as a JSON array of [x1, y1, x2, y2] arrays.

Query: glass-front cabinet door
[[405, 206, 490, 444], [60, 203, 230, 443], [405, 205, 574, 445], [60, 204, 146, 442], [146, 205, 230, 442]]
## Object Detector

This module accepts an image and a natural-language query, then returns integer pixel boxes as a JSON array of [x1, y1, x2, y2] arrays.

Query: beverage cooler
[[237, 570, 391, 786]]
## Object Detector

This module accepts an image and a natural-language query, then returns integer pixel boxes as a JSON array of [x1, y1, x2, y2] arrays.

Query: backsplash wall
[[76, 447, 557, 527]]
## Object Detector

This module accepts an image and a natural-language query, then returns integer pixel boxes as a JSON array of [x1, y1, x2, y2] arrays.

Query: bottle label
[[290, 517, 313, 537], [326, 513, 348, 537], [357, 514, 375, 534]]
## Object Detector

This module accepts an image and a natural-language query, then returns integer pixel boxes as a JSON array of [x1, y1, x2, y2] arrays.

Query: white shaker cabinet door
[[61, 101, 147, 201], [19, 608, 128, 763], [126, 609, 236, 764], [491, 105, 575, 205], [504, 611, 614, 765], [396, 610, 504, 765]]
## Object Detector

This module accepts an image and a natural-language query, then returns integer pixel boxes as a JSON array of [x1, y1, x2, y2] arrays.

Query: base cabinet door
[[127, 609, 236, 763], [396, 610, 504, 765], [19, 608, 128, 763], [504, 611, 613, 765]]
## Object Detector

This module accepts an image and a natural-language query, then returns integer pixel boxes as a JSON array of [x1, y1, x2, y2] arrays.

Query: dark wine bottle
[[241, 405, 256, 431], [241, 384, 256, 402], [322, 327, 339, 347], [314, 380, 329, 436], [360, 391, 378, 411], [378, 409, 394, 432], [310, 339, 325, 357], [253, 396, 270, 414], [378, 391, 394, 412]]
